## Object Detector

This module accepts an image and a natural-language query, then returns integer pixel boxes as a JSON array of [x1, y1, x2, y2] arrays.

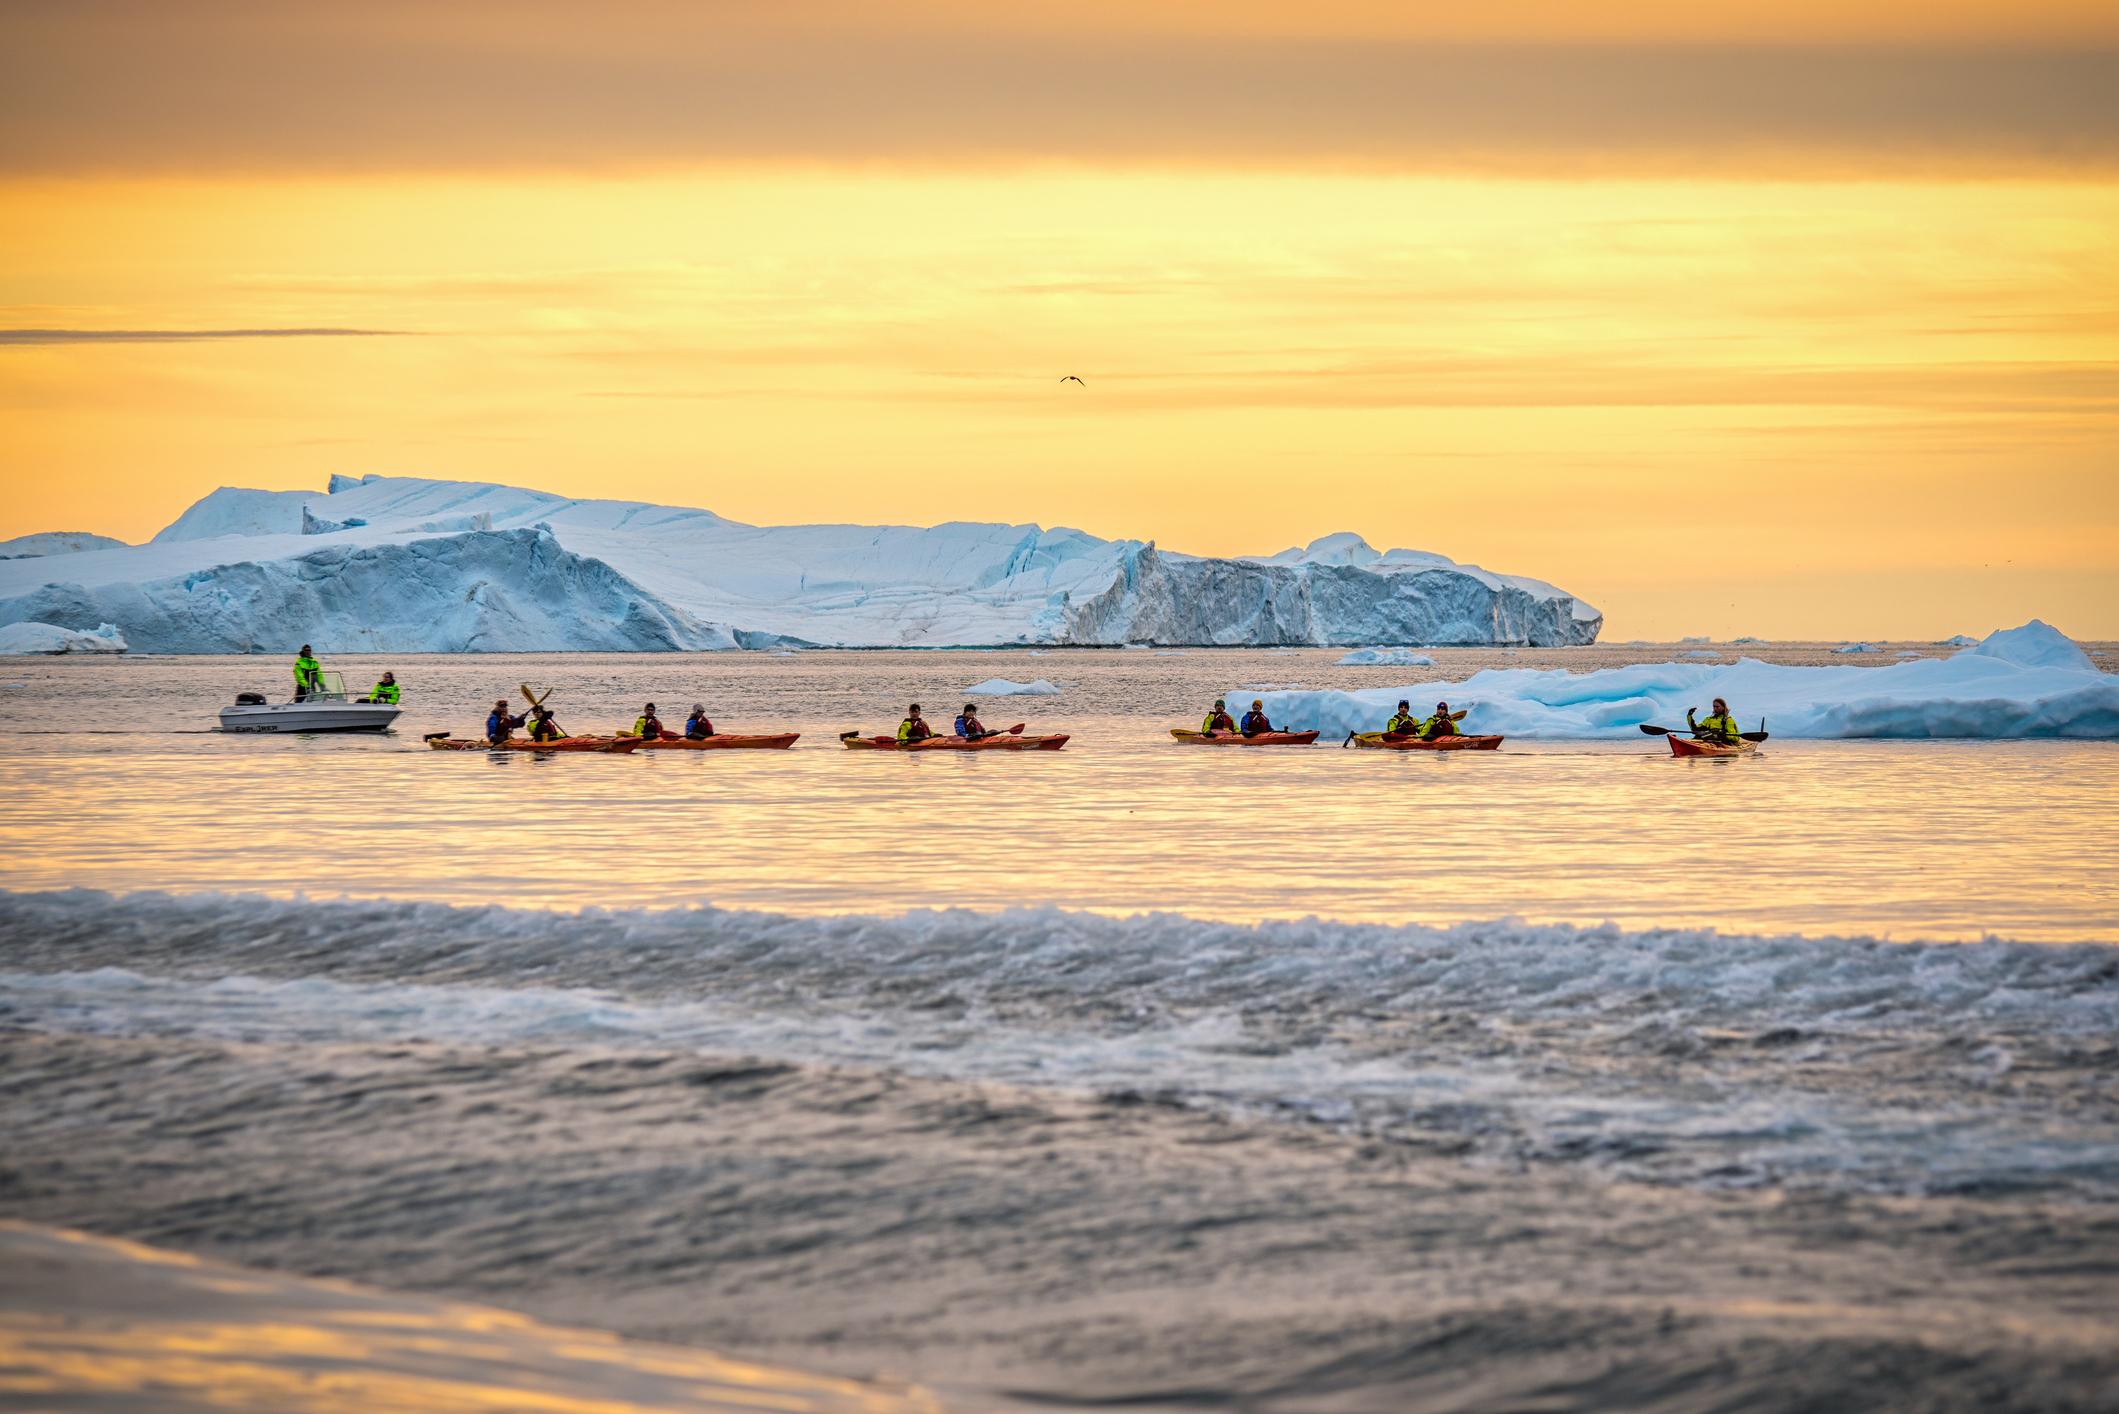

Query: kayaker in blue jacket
[[955, 703, 995, 740], [1240, 700, 1275, 737], [684, 704, 715, 740], [486, 699, 524, 744]]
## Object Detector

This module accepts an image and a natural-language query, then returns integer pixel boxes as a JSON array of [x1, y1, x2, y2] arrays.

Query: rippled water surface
[[1, 649, 2114, 940]]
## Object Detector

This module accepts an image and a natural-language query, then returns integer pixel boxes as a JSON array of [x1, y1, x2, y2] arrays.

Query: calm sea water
[[0, 647, 2113, 940], [4, 647, 2116, 1410]]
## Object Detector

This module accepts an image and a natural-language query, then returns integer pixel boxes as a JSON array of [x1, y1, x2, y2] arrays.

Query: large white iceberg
[[0, 474, 1602, 654], [0, 620, 127, 654], [1239, 621, 2118, 739]]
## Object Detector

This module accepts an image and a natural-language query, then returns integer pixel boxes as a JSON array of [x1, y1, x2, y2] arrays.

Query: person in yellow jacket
[[897, 704, 934, 742], [526, 705, 568, 742], [363, 672, 400, 704], [292, 645, 322, 701], [1201, 699, 1237, 734], [1418, 702, 1461, 740], [1688, 698, 1740, 746], [631, 703, 667, 739], [1385, 700, 1418, 736]]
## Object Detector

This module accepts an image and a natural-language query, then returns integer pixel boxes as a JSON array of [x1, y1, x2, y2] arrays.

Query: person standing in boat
[[1688, 698, 1740, 746], [292, 645, 323, 701]]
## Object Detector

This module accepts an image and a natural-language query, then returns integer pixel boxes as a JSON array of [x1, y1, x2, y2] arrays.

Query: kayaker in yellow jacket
[[1419, 702, 1461, 740], [897, 704, 934, 742], [527, 705, 568, 742], [1688, 698, 1740, 746], [1201, 699, 1237, 734], [1385, 700, 1418, 736]]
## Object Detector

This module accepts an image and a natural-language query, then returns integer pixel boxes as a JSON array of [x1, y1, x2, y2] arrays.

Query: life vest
[[1386, 713, 1416, 734], [370, 681, 400, 704], [1202, 711, 1234, 733], [486, 712, 514, 743], [1694, 712, 1740, 744], [1419, 714, 1459, 739], [898, 718, 930, 742], [529, 717, 566, 742], [633, 715, 662, 739], [1240, 710, 1271, 736]]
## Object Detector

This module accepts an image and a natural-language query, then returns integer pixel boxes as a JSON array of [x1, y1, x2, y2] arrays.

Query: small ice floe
[[1681, 650, 1721, 660], [0, 621, 127, 655], [1936, 634, 1978, 647], [1731, 636, 1767, 645], [1336, 647, 1435, 667], [1680, 635, 1711, 644], [1832, 643, 1881, 655], [963, 677, 1062, 696], [1897, 650, 1923, 658]]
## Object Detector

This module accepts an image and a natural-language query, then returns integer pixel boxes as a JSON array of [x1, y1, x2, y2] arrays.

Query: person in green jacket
[[1385, 700, 1418, 736], [1419, 702, 1461, 740], [292, 645, 322, 701], [1688, 698, 1740, 746], [363, 672, 400, 704]]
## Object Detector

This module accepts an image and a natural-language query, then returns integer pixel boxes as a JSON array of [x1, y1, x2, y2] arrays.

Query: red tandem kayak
[[842, 730, 1068, 751], [1348, 732, 1504, 751], [1169, 729, 1321, 746], [634, 733, 801, 750]]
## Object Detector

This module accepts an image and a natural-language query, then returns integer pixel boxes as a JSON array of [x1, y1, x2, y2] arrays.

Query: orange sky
[[1, 1, 2114, 638]]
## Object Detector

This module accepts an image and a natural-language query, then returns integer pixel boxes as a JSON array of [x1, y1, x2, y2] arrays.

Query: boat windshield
[[299, 671, 350, 702]]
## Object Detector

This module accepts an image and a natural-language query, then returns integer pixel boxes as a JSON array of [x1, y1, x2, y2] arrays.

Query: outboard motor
[[234, 692, 266, 706]]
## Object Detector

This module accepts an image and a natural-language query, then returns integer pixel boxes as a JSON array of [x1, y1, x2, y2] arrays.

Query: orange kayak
[[1170, 729, 1320, 746], [842, 732, 1068, 751], [635, 733, 800, 750], [1669, 735, 1758, 757], [427, 736, 642, 753], [1350, 732, 1503, 751]]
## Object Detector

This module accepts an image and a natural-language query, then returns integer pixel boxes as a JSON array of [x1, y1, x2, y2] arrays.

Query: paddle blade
[[1638, 723, 1675, 736], [1006, 723, 1025, 734], [519, 682, 549, 708], [1742, 731, 1771, 742]]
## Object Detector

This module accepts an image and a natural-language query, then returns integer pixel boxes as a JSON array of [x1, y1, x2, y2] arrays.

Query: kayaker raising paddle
[[527, 704, 568, 742], [1688, 698, 1741, 746]]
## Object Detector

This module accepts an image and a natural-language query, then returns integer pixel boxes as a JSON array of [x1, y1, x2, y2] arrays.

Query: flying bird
[[1059, 375, 1085, 385]]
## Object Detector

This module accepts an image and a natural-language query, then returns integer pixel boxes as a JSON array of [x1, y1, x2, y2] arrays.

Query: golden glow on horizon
[[3, 172, 2113, 639]]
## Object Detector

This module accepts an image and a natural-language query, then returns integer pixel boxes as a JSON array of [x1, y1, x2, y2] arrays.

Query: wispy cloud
[[0, 328, 408, 345]]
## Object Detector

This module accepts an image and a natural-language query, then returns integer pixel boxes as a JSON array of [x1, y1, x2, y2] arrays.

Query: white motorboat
[[218, 671, 401, 734]]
